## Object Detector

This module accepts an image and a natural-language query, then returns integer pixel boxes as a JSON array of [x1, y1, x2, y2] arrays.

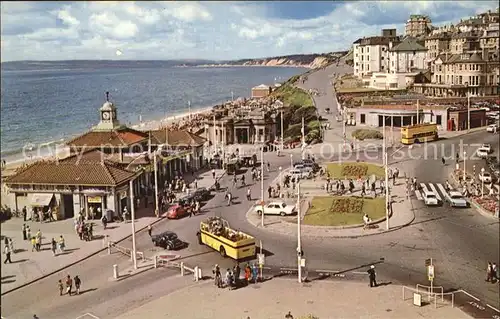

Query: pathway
[[117, 279, 469, 319]]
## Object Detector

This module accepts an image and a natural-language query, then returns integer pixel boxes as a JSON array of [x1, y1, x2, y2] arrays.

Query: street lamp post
[[154, 151, 159, 218], [281, 109, 284, 154], [481, 168, 485, 198], [290, 154, 293, 170], [129, 179, 137, 270], [465, 82, 470, 133], [260, 146, 265, 227], [279, 166, 283, 188], [463, 151, 467, 181], [297, 182, 302, 283]]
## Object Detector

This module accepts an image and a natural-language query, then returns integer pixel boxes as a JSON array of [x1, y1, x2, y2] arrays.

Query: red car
[[165, 204, 188, 219]]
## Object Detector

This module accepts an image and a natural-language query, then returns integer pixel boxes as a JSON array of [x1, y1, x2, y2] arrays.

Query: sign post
[[426, 258, 434, 301]]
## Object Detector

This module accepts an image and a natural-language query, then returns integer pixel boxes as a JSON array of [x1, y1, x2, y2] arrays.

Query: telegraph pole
[[154, 151, 159, 218], [129, 180, 137, 270], [260, 145, 265, 227], [301, 117, 305, 160], [383, 118, 390, 231], [297, 182, 302, 283]]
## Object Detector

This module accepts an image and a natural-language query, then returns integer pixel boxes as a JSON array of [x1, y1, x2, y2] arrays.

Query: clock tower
[[94, 91, 122, 131]]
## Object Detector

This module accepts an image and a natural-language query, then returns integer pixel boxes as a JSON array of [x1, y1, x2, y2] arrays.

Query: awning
[[30, 194, 54, 206]]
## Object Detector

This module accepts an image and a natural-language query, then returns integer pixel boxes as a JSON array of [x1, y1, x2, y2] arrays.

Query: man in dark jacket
[[367, 265, 377, 287]]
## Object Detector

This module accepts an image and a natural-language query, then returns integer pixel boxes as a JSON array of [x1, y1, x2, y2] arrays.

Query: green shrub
[[351, 129, 383, 141]]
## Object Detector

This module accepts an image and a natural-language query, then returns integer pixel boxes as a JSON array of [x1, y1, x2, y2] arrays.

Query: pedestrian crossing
[[414, 183, 449, 201]]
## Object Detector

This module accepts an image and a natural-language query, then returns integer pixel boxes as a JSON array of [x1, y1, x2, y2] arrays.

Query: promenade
[[0, 168, 225, 293], [118, 279, 469, 319]]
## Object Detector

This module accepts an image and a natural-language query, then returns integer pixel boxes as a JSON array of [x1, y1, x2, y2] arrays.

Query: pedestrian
[[26, 225, 31, 240], [252, 264, 259, 283], [367, 265, 377, 287], [3, 244, 12, 264], [486, 262, 493, 282], [492, 263, 498, 282], [267, 162, 270, 172], [268, 186, 272, 198], [22, 206, 27, 221], [35, 236, 41, 252], [74, 275, 81, 295], [8, 238, 14, 254], [194, 200, 200, 215], [245, 264, 251, 284], [234, 263, 241, 286], [51, 238, 57, 256], [65, 275, 73, 295], [361, 184, 366, 197], [147, 225, 152, 237], [58, 279, 64, 296], [246, 188, 251, 201], [225, 268, 232, 288], [58, 235, 65, 253], [31, 237, 36, 252], [441, 157, 445, 165], [22, 224, 27, 240], [212, 169, 216, 179]]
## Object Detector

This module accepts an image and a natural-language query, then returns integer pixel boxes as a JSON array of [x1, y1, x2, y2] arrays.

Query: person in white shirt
[[363, 214, 371, 230]]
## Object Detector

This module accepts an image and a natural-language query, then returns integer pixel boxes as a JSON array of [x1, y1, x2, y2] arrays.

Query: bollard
[[180, 262, 185, 276], [113, 264, 119, 279], [197, 267, 202, 281], [102, 237, 106, 248], [107, 241, 111, 255], [194, 266, 198, 281], [154, 255, 158, 269]]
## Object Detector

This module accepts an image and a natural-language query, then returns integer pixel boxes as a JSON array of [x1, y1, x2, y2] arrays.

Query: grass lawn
[[271, 84, 314, 107], [303, 196, 386, 226], [326, 162, 384, 179]]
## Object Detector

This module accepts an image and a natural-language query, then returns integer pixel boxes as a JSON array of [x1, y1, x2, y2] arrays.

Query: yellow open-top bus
[[401, 123, 438, 145]]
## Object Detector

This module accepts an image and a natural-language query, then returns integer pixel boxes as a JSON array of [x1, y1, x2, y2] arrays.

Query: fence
[[107, 241, 145, 262], [154, 255, 202, 281]]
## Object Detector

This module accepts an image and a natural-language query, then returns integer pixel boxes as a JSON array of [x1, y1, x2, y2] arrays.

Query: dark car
[[151, 231, 185, 250], [192, 187, 211, 201]]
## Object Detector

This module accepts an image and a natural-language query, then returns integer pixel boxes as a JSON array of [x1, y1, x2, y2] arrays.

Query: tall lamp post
[[280, 109, 284, 154], [153, 149, 159, 218], [297, 182, 302, 283], [290, 154, 293, 170], [260, 146, 265, 227], [465, 82, 470, 133], [129, 179, 137, 270], [463, 151, 467, 181], [481, 168, 485, 198]]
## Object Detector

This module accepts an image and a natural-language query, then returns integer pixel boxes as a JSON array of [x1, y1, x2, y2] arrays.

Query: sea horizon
[[0, 61, 307, 160]]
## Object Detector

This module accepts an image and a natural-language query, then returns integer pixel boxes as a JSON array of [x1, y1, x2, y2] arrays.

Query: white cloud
[[0, 1, 497, 62]]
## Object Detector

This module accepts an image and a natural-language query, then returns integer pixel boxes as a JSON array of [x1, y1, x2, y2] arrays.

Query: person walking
[[35, 236, 41, 252], [31, 237, 36, 252], [212, 168, 216, 180], [486, 262, 493, 282], [51, 238, 57, 256], [147, 225, 152, 237], [22, 224, 27, 240], [367, 265, 377, 287], [3, 244, 12, 264], [8, 238, 14, 254], [22, 206, 27, 221], [74, 275, 81, 295], [26, 225, 31, 239], [234, 263, 241, 286], [58, 279, 64, 296], [65, 275, 73, 296], [246, 188, 251, 201], [58, 235, 66, 253], [492, 263, 498, 282]]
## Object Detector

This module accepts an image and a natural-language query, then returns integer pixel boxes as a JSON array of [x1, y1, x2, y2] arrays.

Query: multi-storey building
[[405, 15, 432, 37], [425, 33, 451, 60], [352, 29, 398, 78], [449, 31, 481, 54], [388, 37, 428, 73]]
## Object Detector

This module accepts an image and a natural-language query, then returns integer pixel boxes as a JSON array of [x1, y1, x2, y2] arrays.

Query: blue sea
[[0, 61, 306, 159]]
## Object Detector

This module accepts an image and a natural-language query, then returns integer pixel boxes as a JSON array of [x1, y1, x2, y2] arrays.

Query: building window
[[436, 115, 442, 125], [410, 60, 414, 67], [360, 114, 366, 124], [381, 57, 384, 60]]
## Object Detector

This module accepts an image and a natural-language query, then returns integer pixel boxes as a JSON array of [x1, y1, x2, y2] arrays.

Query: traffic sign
[[257, 253, 265, 266], [427, 265, 435, 281]]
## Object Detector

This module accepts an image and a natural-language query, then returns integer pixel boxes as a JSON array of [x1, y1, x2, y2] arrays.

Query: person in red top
[[65, 275, 73, 296]]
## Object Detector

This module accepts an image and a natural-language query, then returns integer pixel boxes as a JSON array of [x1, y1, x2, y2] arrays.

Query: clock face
[[102, 111, 110, 120]]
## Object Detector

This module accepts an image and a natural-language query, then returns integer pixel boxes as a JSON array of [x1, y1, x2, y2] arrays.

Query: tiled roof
[[350, 104, 449, 110], [451, 31, 480, 39], [66, 127, 148, 148], [358, 36, 394, 46], [5, 153, 137, 186], [391, 37, 426, 52], [149, 129, 206, 147], [441, 53, 486, 64]]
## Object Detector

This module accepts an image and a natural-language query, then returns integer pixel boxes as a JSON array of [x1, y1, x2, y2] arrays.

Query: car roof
[[268, 201, 285, 205], [449, 191, 462, 196]]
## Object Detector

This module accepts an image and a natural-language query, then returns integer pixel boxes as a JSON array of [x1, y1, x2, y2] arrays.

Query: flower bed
[[341, 165, 368, 177], [471, 197, 499, 213], [332, 198, 364, 214]]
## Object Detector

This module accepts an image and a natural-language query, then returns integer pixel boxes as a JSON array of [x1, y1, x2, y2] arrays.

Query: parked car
[[254, 201, 296, 216], [481, 144, 493, 153], [289, 169, 310, 180], [192, 187, 211, 201], [166, 203, 189, 219], [445, 191, 468, 208], [151, 231, 185, 250], [294, 164, 313, 174], [486, 124, 499, 133], [423, 190, 440, 206], [476, 148, 490, 158], [478, 171, 492, 184]]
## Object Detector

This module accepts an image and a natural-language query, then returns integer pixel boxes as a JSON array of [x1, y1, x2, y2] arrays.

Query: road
[[2, 62, 499, 318]]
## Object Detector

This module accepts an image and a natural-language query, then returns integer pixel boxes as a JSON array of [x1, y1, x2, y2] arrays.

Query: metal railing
[[107, 241, 145, 262], [416, 284, 444, 302], [154, 256, 201, 281], [402, 286, 439, 308]]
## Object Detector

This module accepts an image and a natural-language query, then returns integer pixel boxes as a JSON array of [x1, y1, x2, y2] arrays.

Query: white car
[[478, 171, 492, 183], [486, 124, 498, 133], [476, 148, 490, 158], [289, 169, 310, 180], [254, 201, 296, 216], [446, 191, 468, 208], [293, 164, 313, 174], [481, 144, 492, 153], [423, 190, 440, 206]]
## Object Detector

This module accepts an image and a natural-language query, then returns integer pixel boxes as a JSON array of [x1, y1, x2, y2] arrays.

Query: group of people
[[486, 262, 499, 283], [74, 217, 93, 242], [212, 263, 260, 289], [324, 177, 386, 197], [58, 274, 82, 296]]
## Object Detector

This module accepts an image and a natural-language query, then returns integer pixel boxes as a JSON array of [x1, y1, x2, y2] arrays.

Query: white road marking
[[420, 183, 429, 193], [429, 183, 442, 201], [75, 314, 100, 319], [415, 190, 423, 200], [436, 183, 448, 199], [351, 271, 366, 275]]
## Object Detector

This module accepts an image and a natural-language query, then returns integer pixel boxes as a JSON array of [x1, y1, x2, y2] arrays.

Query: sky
[[1, 1, 498, 62]]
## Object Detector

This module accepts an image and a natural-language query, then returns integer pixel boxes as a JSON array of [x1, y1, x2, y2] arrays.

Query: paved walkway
[[0, 168, 225, 293], [245, 164, 415, 238], [117, 279, 469, 319]]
